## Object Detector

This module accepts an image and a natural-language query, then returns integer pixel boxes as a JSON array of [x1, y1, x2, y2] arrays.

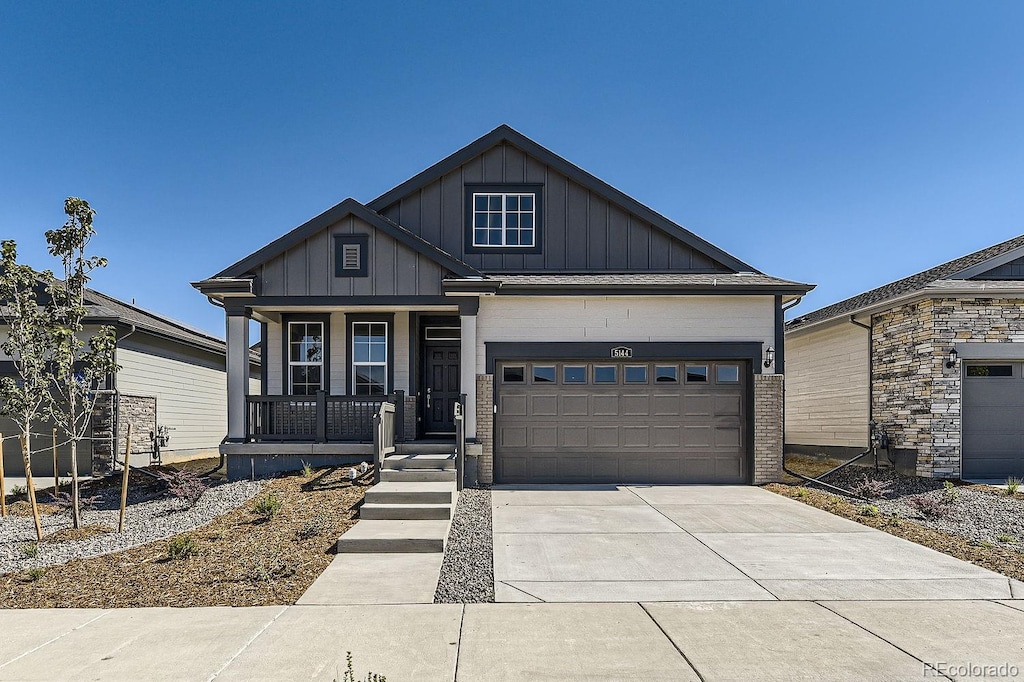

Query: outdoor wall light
[[946, 348, 958, 369], [763, 346, 775, 368]]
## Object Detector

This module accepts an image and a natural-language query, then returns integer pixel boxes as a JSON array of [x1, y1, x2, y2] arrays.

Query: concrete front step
[[395, 443, 455, 455], [337, 520, 451, 553], [381, 469, 456, 483], [364, 481, 455, 505], [383, 454, 456, 471], [361, 502, 453, 520]]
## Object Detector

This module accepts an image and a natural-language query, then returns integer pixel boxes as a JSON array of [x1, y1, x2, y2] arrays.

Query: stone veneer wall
[[753, 374, 784, 484], [872, 297, 1024, 478], [476, 374, 494, 485], [91, 393, 157, 476]]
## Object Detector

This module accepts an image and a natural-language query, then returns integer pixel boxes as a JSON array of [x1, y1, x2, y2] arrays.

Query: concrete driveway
[[491, 485, 1024, 602]]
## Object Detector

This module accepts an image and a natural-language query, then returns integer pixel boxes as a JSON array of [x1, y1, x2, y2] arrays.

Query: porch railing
[[454, 396, 466, 491], [372, 401, 397, 484], [245, 390, 404, 443]]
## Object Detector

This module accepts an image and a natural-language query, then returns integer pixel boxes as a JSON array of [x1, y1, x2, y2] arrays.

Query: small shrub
[[297, 515, 329, 540], [851, 474, 894, 500], [167, 534, 200, 560], [997, 535, 1016, 543], [1006, 477, 1022, 496], [21, 542, 38, 558], [342, 651, 386, 682], [884, 513, 902, 528], [10, 485, 27, 497], [49, 491, 101, 512], [908, 495, 949, 518], [969, 539, 994, 549], [941, 480, 959, 504], [858, 505, 880, 518], [157, 469, 209, 508], [22, 568, 45, 582], [253, 492, 283, 520], [794, 488, 808, 498], [301, 461, 314, 478]]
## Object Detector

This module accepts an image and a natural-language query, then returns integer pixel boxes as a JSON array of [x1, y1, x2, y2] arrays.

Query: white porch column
[[225, 306, 250, 441], [460, 312, 478, 439]]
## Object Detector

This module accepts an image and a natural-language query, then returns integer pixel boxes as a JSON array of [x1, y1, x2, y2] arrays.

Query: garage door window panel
[[532, 365, 556, 383], [655, 365, 678, 383], [502, 365, 526, 383], [686, 365, 708, 383], [563, 365, 587, 383], [625, 365, 648, 383], [716, 364, 740, 384], [966, 365, 1014, 377], [594, 365, 618, 384]]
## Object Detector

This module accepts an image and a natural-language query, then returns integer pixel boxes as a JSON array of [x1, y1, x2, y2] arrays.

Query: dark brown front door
[[424, 342, 460, 434]]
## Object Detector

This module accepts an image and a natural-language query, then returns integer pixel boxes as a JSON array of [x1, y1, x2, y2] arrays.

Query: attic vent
[[342, 243, 361, 270], [334, 234, 369, 278]]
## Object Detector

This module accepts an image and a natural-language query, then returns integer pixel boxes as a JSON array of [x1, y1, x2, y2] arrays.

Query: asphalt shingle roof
[[787, 234, 1024, 331]]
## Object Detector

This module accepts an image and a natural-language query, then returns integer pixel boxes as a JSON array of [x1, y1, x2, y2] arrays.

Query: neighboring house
[[786, 235, 1024, 481], [194, 124, 812, 484], [0, 287, 260, 478]]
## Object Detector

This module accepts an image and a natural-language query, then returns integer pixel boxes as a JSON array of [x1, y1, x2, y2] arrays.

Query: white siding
[[393, 311, 410, 393], [475, 295, 776, 374], [785, 321, 870, 448], [329, 313, 346, 394], [116, 347, 229, 452]]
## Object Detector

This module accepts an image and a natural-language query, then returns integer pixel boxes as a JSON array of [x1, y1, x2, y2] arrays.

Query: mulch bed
[[0, 466, 370, 608], [765, 481, 1024, 583]]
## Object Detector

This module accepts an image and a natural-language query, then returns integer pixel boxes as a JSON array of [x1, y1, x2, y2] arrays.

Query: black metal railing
[[246, 390, 404, 443]]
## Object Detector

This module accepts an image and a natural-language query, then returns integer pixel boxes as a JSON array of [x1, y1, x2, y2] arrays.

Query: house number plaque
[[610, 346, 633, 358]]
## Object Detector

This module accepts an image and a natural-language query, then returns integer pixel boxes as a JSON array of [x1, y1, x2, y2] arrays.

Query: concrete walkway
[[492, 485, 1024, 602], [2, 600, 1024, 680]]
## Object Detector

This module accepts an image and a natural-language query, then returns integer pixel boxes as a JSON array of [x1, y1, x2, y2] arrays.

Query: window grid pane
[[352, 321, 388, 395], [472, 192, 536, 247], [288, 322, 324, 393]]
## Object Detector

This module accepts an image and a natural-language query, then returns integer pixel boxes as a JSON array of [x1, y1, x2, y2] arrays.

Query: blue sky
[[2, 1, 1022, 337]]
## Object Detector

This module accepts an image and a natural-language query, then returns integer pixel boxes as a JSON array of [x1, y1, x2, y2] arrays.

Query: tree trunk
[[20, 432, 42, 541], [70, 438, 81, 529]]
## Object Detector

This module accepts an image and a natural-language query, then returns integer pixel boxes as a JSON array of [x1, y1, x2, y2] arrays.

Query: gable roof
[[367, 124, 757, 274], [213, 198, 482, 279], [787, 234, 1024, 331]]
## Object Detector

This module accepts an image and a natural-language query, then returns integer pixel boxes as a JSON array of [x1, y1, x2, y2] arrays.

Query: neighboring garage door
[[494, 360, 748, 484], [963, 362, 1024, 479]]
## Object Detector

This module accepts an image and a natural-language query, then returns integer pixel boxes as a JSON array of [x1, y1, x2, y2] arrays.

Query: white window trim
[[471, 192, 536, 247], [287, 321, 325, 394], [351, 321, 389, 395]]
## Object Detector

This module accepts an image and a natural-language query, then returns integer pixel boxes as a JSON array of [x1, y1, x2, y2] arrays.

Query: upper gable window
[[473, 193, 535, 247], [464, 184, 543, 254]]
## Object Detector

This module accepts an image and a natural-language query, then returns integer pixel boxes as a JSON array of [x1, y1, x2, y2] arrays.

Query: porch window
[[352, 321, 388, 395], [288, 321, 324, 395]]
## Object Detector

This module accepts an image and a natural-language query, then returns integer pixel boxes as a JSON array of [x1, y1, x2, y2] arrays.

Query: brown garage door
[[494, 360, 748, 484]]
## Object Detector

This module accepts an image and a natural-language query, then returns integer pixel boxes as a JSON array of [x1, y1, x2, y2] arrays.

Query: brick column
[[753, 373, 784, 484], [476, 373, 494, 485]]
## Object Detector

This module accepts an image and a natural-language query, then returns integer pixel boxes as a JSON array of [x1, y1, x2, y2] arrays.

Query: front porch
[[215, 299, 479, 479]]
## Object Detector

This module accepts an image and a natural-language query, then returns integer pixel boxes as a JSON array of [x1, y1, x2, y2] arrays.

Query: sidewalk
[[2, 600, 1022, 681]]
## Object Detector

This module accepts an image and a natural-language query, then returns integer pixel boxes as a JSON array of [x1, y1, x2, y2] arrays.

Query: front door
[[423, 341, 460, 434]]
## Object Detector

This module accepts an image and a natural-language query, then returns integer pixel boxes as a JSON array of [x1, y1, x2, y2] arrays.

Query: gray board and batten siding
[[373, 140, 734, 274], [257, 213, 455, 298]]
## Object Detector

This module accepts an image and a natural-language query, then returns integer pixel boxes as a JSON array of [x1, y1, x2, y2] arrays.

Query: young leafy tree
[[46, 198, 119, 529], [0, 241, 56, 540]]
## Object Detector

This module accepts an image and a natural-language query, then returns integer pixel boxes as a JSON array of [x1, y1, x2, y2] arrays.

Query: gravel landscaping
[[1, 474, 264, 575], [770, 455, 1024, 582], [434, 487, 494, 603]]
